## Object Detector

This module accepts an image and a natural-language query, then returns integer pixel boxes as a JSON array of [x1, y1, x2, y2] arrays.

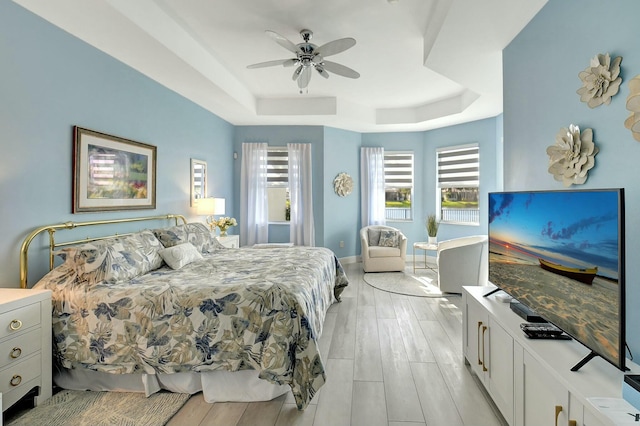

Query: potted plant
[[426, 214, 439, 244]]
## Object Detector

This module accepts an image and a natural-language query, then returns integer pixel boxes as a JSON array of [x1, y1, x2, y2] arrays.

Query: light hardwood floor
[[167, 262, 507, 426]]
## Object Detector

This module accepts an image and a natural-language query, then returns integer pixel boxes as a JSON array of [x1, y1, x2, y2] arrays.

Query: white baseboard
[[338, 256, 360, 265], [339, 255, 436, 265]]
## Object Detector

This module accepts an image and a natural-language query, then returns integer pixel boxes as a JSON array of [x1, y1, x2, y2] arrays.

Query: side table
[[0, 288, 52, 412], [413, 242, 438, 273], [215, 235, 239, 248]]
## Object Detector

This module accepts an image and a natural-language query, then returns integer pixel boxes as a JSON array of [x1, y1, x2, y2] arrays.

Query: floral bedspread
[[34, 246, 348, 409]]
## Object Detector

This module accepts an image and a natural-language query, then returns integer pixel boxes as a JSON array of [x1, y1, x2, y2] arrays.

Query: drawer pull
[[10, 319, 22, 331], [10, 347, 22, 359], [10, 374, 22, 387], [554, 405, 563, 426], [477, 321, 483, 365], [481, 325, 488, 372]]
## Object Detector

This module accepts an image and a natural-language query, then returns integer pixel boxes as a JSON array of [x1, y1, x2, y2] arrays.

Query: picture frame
[[73, 126, 156, 213]]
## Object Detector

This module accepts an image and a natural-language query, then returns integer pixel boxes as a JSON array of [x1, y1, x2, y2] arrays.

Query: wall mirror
[[191, 158, 207, 206]]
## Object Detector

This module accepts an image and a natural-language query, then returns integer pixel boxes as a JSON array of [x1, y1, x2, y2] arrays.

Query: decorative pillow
[[158, 243, 203, 270], [152, 223, 218, 254], [378, 230, 399, 248], [368, 229, 382, 246], [56, 230, 164, 285]]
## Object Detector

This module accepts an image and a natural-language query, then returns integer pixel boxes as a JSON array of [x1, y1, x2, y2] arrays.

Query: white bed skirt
[[54, 367, 290, 403]]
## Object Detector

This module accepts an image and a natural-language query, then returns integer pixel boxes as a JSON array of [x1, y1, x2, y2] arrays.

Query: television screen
[[488, 189, 625, 371]]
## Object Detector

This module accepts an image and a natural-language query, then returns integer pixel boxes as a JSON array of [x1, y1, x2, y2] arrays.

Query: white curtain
[[288, 143, 315, 246], [240, 143, 269, 246], [361, 147, 386, 226]]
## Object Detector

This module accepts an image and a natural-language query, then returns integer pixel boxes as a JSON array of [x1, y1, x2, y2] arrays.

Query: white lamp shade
[[213, 198, 226, 215], [196, 198, 216, 215]]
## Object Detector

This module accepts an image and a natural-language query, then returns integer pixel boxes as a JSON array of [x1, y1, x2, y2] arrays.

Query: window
[[437, 144, 479, 225], [267, 148, 290, 222], [384, 152, 413, 221]]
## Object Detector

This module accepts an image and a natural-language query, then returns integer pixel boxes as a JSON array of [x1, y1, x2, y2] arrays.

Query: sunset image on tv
[[488, 189, 625, 370]]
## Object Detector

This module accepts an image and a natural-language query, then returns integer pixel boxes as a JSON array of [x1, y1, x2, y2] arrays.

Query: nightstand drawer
[[0, 328, 41, 370], [0, 354, 41, 396], [0, 303, 40, 340]]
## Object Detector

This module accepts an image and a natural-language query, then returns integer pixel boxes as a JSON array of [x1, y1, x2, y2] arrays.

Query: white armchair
[[437, 235, 488, 293], [360, 225, 407, 273]]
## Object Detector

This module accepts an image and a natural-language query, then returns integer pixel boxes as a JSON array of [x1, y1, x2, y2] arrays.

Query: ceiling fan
[[247, 29, 360, 91]]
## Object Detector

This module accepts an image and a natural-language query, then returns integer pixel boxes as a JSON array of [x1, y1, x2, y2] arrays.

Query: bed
[[21, 215, 348, 409]]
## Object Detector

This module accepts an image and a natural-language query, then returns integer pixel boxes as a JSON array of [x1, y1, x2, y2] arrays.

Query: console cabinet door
[[487, 318, 514, 425], [464, 295, 489, 379], [464, 294, 514, 425], [521, 350, 569, 426]]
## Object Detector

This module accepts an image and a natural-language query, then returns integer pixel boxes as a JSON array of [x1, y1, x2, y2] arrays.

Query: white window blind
[[267, 148, 288, 187], [384, 153, 413, 190], [437, 144, 479, 188]]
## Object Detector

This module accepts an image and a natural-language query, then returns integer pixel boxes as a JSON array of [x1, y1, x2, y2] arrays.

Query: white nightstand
[[0, 289, 52, 412], [216, 235, 239, 248]]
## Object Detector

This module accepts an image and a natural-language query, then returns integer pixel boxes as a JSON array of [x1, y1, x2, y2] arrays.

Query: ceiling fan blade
[[316, 38, 356, 57], [247, 58, 296, 69], [323, 61, 360, 79], [297, 67, 312, 89], [322, 61, 360, 78], [315, 65, 329, 79], [266, 30, 303, 55]]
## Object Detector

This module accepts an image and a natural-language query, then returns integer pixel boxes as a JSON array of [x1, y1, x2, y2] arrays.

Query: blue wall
[[423, 118, 499, 241], [1, 1, 502, 288], [0, 2, 234, 285], [503, 0, 640, 361], [323, 127, 361, 257]]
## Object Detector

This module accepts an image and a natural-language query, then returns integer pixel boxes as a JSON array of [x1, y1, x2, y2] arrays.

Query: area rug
[[364, 268, 446, 297], [6, 390, 191, 426]]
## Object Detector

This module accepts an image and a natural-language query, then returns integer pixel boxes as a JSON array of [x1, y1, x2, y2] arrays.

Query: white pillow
[[159, 243, 203, 270]]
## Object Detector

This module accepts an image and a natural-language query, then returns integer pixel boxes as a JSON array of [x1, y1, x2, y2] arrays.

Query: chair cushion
[[369, 246, 401, 258], [378, 230, 399, 247], [368, 228, 382, 246]]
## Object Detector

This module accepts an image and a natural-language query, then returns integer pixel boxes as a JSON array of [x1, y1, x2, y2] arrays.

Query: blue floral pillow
[[378, 230, 399, 248], [57, 230, 164, 285], [152, 223, 218, 254]]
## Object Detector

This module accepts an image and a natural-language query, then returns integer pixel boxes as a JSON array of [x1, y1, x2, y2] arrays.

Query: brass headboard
[[20, 214, 187, 289]]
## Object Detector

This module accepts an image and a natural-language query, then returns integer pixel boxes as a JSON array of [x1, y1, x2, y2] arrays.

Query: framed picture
[[73, 126, 156, 213]]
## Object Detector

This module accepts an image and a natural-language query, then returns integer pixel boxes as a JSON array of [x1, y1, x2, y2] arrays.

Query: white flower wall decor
[[546, 124, 599, 187], [624, 75, 640, 142], [576, 53, 622, 108], [333, 172, 353, 197]]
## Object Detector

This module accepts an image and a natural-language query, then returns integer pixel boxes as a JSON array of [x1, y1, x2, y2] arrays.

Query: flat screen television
[[488, 188, 626, 371]]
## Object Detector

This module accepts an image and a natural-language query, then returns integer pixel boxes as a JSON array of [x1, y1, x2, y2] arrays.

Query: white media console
[[462, 285, 639, 426]]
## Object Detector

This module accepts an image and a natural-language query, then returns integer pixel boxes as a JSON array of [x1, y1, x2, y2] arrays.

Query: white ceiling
[[14, 0, 547, 133]]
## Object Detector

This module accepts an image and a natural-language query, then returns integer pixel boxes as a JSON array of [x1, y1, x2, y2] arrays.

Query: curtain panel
[[240, 143, 269, 246], [361, 147, 386, 227], [288, 143, 315, 246]]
